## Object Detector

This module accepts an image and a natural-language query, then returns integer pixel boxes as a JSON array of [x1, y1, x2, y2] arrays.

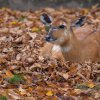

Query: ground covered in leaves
[[0, 7, 100, 100]]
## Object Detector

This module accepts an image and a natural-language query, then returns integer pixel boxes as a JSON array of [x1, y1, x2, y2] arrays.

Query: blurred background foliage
[[0, 0, 100, 10]]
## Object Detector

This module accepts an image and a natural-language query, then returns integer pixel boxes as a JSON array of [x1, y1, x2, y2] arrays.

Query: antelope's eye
[[58, 25, 65, 29]]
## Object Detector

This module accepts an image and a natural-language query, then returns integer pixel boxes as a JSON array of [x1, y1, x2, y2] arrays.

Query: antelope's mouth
[[45, 36, 57, 42]]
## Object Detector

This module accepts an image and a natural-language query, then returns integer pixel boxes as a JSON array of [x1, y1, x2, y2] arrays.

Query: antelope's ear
[[71, 16, 86, 27], [40, 13, 53, 25]]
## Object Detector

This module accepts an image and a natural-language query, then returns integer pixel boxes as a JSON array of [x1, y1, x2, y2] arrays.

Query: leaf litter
[[0, 7, 100, 100]]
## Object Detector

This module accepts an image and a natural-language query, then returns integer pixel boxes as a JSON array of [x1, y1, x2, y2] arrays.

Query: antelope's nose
[[45, 36, 51, 42]]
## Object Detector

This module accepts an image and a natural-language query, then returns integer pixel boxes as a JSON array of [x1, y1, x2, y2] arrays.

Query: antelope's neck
[[61, 36, 80, 53]]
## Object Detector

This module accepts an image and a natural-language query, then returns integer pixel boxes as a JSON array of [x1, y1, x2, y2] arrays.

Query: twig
[[77, 72, 88, 81]]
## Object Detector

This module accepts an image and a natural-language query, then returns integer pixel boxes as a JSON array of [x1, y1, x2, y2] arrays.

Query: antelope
[[40, 13, 100, 63]]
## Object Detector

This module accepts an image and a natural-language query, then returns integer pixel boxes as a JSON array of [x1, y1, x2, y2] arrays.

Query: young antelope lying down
[[40, 14, 100, 63]]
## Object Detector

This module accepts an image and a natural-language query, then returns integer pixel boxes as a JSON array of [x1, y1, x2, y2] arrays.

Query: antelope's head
[[40, 13, 85, 46]]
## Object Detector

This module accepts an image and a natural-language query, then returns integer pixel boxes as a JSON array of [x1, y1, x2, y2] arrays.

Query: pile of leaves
[[0, 7, 100, 100]]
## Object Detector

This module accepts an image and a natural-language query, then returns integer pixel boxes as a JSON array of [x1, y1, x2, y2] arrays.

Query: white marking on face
[[52, 45, 61, 52], [64, 29, 67, 36], [49, 38, 54, 41], [59, 37, 65, 43], [53, 28, 58, 31]]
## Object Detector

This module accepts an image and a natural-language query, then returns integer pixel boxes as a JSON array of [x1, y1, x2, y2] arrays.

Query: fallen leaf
[[32, 27, 40, 32], [19, 85, 27, 96], [62, 73, 69, 80], [8, 89, 21, 100], [28, 32, 37, 40], [5, 70, 14, 78], [85, 80, 95, 88], [46, 91, 54, 96]]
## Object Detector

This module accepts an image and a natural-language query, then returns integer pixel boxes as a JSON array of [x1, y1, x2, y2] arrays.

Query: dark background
[[0, 0, 100, 10]]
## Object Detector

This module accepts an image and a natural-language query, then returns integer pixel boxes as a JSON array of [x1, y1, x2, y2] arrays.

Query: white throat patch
[[62, 45, 72, 52], [52, 45, 61, 52], [52, 44, 72, 53]]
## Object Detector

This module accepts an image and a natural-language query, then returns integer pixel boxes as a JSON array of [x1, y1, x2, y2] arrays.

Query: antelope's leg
[[52, 45, 65, 61], [40, 43, 53, 58]]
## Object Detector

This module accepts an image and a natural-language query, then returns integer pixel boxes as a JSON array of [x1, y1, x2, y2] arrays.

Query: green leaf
[[8, 74, 23, 84], [0, 96, 7, 100], [18, 16, 26, 21], [93, 84, 100, 90], [76, 84, 89, 90]]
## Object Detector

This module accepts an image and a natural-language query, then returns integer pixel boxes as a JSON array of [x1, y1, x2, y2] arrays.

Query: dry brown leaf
[[5, 70, 14, 78], [27, 32, 37, 40], [8, 89, 21, 100]]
